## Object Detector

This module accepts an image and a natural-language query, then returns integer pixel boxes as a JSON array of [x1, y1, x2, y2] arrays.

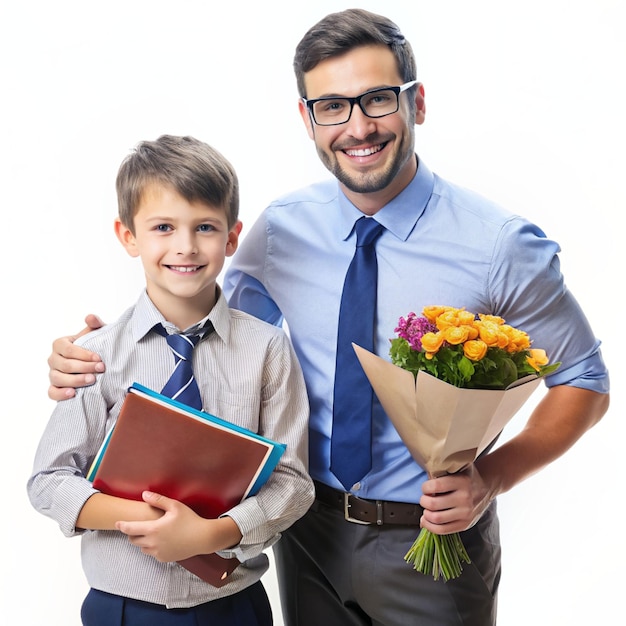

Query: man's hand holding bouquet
[[353, 305, 560, 581]]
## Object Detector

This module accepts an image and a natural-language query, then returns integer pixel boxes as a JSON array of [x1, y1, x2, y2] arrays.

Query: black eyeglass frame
[[303, 80, 418, 127]]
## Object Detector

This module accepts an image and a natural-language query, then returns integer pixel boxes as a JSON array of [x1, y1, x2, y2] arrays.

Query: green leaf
[[457, 355, 475, 382]]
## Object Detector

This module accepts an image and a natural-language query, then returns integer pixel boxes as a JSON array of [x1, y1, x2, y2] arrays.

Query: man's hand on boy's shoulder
[[48, 314, 106, 401]]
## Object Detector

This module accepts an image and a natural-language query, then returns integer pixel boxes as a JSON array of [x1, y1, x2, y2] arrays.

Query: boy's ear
[[114, 218, 140, 257], [225, 220, 243, 257]]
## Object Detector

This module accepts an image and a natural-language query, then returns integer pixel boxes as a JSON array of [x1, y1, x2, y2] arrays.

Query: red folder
[[87, 383, 286, 587]]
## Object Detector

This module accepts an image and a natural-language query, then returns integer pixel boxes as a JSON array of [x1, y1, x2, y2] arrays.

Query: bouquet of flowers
[[353, 305, 560, 582]]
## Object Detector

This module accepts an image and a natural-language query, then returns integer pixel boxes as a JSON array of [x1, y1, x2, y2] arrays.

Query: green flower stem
[[404, 528, 471, 581]]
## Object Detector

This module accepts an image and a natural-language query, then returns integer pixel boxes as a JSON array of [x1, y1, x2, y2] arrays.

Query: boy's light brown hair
[[116, 134, 239, 232]]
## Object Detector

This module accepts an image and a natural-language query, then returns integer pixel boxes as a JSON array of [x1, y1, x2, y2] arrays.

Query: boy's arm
[[116, 491, 243, 563], [76, 492, 164, 530], [48, 314, 106, 400], [79, 490, 242, 563], [77, 489, 243, 563]]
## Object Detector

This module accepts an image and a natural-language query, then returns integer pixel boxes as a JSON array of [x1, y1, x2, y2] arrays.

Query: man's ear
[[414, 82, 427, 126], [298, 98, 316, 140], [225, 220, 243, 257], [114, 218, 140, 257]]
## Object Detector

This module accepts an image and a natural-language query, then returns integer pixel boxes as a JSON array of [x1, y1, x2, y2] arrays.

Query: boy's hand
[[116, 491, 242, 563], [48, 314, 106, 400]]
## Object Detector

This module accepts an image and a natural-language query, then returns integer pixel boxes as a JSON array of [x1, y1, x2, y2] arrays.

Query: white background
[[2, 1, 624, 624]]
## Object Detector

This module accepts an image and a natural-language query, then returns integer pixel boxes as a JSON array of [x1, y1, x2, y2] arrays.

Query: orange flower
[[502, 326, 531, 353], [422, 305, 453, 324], [420, 331, 445, 354], [527, 348, 549, 371], [443, 325, 472, 345], [478, 314, 505, 325], [477, 320, 506, 347], [463, 339, 488, 361], [457, 310, 476, 326], [435, 309, 461, 331]]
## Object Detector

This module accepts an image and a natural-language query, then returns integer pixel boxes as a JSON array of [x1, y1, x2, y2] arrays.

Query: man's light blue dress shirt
[[224, 157, 609, 503]]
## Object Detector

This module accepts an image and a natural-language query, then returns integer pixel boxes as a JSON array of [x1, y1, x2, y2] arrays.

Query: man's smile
[[343, 143, 386, 157]]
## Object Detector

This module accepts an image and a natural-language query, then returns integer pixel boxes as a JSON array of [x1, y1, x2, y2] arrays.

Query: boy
[[28, 135, 314, 625]]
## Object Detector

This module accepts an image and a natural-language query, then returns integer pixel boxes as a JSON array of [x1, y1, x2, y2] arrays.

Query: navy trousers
[[81, 583, 272, 626]]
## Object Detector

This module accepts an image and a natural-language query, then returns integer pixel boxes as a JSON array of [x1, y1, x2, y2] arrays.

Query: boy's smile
[[167, 265, 205, 273], [115, 182, 241, 329]]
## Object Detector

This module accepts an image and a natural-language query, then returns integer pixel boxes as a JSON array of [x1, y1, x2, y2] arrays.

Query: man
[[47, 9, 609, 626]]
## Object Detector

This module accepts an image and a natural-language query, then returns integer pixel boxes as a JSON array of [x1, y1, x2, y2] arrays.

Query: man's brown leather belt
[[314, 480, 423, 526]]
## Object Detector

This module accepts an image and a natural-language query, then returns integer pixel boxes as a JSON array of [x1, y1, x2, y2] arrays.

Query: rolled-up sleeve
[[490, 216, 609, 394]]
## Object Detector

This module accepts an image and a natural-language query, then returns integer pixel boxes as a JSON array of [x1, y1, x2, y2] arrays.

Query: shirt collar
[[205, 286, 231, 344], [129, 286, 232, 344], [336, 155, 434, 242]]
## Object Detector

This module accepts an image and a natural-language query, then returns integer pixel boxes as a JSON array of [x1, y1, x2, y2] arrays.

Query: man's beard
[[316, 131, 414, 194]]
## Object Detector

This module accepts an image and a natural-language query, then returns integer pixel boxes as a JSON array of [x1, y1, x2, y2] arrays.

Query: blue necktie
[[156, 324, 208, 410], [331, 217, 384, 490]]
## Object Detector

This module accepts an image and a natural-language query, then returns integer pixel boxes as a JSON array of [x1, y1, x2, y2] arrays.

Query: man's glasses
[[303, 80, 418, 127]]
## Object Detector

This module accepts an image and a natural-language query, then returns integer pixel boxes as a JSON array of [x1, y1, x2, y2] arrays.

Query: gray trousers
[[273, 498, 500, 626]]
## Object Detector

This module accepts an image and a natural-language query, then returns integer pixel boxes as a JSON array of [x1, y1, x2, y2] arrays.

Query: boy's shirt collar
[[130, 286, 231, 345]]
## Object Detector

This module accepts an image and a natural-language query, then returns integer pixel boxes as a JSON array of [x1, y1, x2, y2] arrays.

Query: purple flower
[[395, 312, 438, 352]]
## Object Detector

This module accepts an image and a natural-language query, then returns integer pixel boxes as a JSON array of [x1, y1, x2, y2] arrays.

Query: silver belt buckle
[[343, 493, 371, 524]]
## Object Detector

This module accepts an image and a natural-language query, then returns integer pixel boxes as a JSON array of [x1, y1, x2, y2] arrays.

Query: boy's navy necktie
[[331, 216, 384, 490], [155, 324, 212, 411]]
